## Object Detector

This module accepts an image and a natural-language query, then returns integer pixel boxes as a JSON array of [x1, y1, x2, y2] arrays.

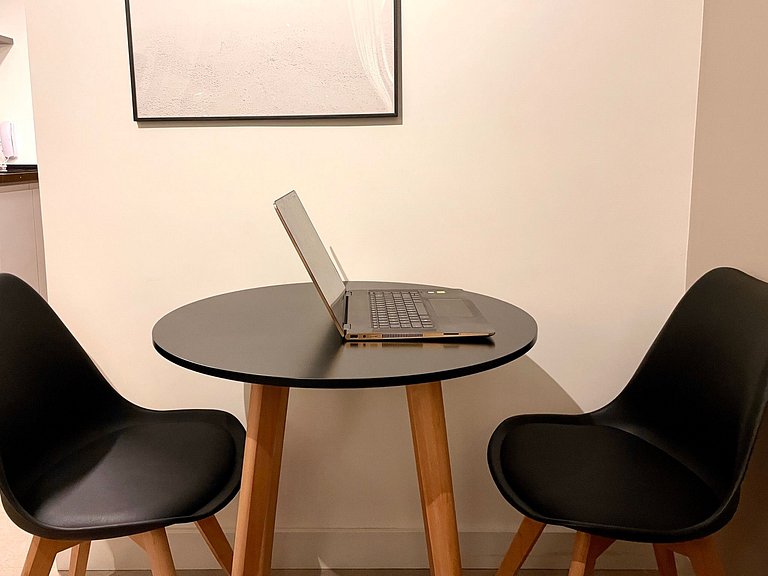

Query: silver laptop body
[[274, 190, 495, 341]]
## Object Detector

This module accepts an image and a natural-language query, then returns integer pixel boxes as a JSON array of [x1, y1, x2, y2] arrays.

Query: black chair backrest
[[0, 273, 129, 502], [597, 267, 768, 500]]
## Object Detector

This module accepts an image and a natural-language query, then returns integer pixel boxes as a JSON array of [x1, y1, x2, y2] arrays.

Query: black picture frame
[[125, 0, 401, 122]]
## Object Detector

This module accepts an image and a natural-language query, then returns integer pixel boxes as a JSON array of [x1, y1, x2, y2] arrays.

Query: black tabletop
[[152, 282, 537, 389]]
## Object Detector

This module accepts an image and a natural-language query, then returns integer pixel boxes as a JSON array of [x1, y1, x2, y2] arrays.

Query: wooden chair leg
[[667, 536, 724, 576], [21, 536, 81, 576], [496, 516, 546, 576], [69, 542, 92, 576], [567, 532, 614, 576], [131, 528, 177, 576], [584, 534, 615, 575], [653, 544, 679, 576], [196, 515, 233, 575], [568, 532, 592, 576]]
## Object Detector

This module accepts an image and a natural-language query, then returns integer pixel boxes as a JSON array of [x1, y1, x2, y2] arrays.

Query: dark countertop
[[0, 167, 38, 186]]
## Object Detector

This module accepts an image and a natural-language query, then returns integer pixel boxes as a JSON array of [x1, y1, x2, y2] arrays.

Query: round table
[[153, 281, 537, 576]]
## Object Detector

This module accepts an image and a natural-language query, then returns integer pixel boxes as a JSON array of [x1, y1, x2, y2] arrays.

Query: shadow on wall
[[443, 356, 582, 530], [259, 355, 582, 534], [716, 410, 768, 573]]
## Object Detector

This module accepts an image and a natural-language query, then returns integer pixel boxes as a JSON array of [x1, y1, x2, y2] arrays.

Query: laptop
[[274, 191, 495, 341]]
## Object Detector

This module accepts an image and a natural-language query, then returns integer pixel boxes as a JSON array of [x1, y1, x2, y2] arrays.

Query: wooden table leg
[[232, 384, 290, 576], [406, 381, 462, 576]]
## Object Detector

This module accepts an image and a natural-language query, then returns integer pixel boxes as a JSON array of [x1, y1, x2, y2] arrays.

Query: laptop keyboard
[[369, 290, 434, 330]]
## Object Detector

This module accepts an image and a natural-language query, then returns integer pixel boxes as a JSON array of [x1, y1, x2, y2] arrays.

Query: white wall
[[686, 0, 768, 573], [23, 0, 703, 569], [0, 0, 36, 164]]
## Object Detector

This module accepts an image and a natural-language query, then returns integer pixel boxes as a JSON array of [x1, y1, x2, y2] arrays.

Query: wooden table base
[[232, 384, 290, 576], [406, 381, 462, 576], [232, 381, 461, 576]]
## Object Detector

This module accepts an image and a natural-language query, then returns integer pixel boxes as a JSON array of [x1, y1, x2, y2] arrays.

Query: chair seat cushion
[[15, 417, 240, 539], [490, 419, 724, 542]]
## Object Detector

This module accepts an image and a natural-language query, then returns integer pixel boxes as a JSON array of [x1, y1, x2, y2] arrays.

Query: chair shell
[[0, 272, 246, 575], [488, 267, 768, 575]]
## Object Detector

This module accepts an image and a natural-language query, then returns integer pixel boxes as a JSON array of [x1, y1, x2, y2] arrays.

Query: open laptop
[[274, 191, 495, 341]]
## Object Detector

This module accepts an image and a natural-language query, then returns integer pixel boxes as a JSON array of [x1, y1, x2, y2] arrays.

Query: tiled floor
[[97, 571, 661, 576], [0, 506, 39, 576], [276, 571, 661, 576], [2, 510, 659, 576]]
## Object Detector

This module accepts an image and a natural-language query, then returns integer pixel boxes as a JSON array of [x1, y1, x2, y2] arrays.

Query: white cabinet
[[0, 182, 46, 298]]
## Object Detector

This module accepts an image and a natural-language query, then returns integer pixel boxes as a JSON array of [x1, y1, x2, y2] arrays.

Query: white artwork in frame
[[125, 0, 399, 120]]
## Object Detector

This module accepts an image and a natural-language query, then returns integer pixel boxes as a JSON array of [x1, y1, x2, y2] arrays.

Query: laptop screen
[[274, 191, 347, 331]]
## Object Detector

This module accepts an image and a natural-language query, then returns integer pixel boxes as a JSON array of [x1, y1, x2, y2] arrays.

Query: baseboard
[[56, 527, 675, 571]]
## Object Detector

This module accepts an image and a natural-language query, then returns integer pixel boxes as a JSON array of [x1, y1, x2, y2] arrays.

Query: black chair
[[0, 273, 246, 576], [487, 267, 768, 576]]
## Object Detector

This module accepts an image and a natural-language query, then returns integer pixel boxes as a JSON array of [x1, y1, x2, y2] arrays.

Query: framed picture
[[124, 0, 400, 121]]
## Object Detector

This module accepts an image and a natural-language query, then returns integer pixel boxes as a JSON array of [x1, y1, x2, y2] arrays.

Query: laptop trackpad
[[429, 298, 475, 318]]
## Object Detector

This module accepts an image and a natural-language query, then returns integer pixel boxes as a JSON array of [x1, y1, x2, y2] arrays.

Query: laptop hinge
[[343, 323, 352, 331]]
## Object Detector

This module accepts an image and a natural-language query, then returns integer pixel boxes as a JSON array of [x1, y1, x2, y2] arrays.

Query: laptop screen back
[[274, 191, 347, 331]]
